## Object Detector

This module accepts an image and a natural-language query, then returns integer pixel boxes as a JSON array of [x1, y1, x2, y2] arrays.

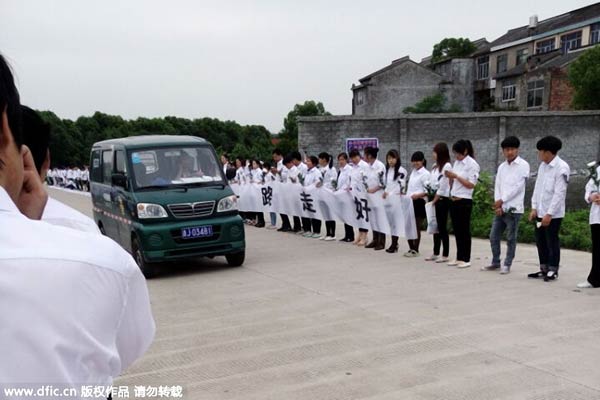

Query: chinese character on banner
[[261, 186, 273, 206], [300, 192, 316, 213], [354, 196, 371, 222]]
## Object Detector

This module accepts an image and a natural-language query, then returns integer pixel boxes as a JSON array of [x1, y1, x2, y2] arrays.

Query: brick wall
[[549, 69, 575, 111], [298, 111, 600, 210]]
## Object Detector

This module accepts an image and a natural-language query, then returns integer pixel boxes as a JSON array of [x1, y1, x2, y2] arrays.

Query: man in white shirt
[[0, 54, 154, 394], [528, 136, 570, 282], [483, 136, 530, 275], [364, 147, 386, 250]]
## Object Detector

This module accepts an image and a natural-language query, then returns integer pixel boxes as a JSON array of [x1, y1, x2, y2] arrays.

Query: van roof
[[92, 135, 208, 149]]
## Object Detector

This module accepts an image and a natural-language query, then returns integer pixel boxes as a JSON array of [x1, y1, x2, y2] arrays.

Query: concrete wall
[[298, 111, 600, 210]]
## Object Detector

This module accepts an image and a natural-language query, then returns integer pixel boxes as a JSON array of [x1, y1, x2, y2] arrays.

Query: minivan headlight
[[137, 203, 168, 219], [217, 195, 238, 212]]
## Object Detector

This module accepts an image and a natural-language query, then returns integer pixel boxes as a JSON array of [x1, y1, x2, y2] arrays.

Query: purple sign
[[346, 138, 379, 154]]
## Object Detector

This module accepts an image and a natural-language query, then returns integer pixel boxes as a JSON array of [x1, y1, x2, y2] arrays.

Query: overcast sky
[[1, 0, 595, 132]]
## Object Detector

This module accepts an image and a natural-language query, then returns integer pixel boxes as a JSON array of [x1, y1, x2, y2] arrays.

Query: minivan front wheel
[[226, 250, 245, 267], [132, 236, 158, 278]]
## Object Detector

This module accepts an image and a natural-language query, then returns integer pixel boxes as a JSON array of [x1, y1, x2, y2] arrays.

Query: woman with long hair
[[405, 151, 429, 257], [383, 149, 407, 253], [425, 143, 452, 263]]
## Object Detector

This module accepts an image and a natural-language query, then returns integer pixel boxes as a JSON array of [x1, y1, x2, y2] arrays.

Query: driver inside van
[[174, 151, 203, 180]]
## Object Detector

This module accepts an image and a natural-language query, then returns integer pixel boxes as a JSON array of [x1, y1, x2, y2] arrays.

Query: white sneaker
[[319, 235, 326, 240], [311, 233, 321, 239], [436, 257, 450, 263], [324, 236, 335, 241], [266, 225, 277, 230], [447, 259, 459, 266], [457, 261, 471, 269], [303, 232, 312, 237], [425, 255, 439, 261], [500, 266, 511, 275], [577, 281, 593, 288]]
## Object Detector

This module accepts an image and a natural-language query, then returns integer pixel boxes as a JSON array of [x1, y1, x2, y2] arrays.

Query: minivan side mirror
[[111, 173, 128, 190]]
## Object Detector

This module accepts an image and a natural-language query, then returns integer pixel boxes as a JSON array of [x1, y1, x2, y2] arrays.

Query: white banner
[[231, 182, 417, 239]]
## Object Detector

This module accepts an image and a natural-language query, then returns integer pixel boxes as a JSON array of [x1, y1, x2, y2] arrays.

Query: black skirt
[[413, 198, 426, 219]]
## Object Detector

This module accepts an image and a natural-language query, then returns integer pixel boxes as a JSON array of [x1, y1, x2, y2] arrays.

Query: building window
[[502, 80, 516, 102], [102, 150, 113, 185], [560, 31, 582, 53], [590, 23, 600, 45], [356, 91, 365, 106], [536, 38, 555, 54], [516, 48, 529, 65], [527, 80, 545, 108], [496, 54, 508, 73], [477, 56, 489, 80]]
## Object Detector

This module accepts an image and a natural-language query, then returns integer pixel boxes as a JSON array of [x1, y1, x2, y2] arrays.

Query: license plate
[[181, 225, 213, 239]]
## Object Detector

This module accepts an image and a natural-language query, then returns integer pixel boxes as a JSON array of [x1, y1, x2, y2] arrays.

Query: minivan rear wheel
[[226, 250, 245, 267], [132, 236, 158, 278]]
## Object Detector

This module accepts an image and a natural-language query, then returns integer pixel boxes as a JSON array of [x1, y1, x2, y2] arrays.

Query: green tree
[[569, 46, 600, 110], [403, 93, 462, 114], [431, 38, 477, 64], [278, 101, 330, 154]]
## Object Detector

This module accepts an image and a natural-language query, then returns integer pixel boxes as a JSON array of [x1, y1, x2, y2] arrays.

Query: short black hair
[[263, 161, 272, 169], [21, 106, 51, 174], [290, 151, 302, 162], [0, 54, 22, 149], [308, 155, 319, 166], [272, 148, 282, 156], [337, 152, 348, 160], [501, 136, 520, 149], [536, 136, 562, 154], [411, 151, 426, 167], [283, 155, 293, 165], [348, 149, 360, 158], [364, 147, 379, 159]]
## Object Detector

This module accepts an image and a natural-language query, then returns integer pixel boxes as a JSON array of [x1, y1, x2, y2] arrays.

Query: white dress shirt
[[585, 165, 600, 225], [43, 197, 101, 234], [365, 159, 386, 191], [385, 166, 408, 195], [430, 162, 452, 197], [303, 167, 321, 186], [320, 166, 337, 190], [337, 164, 352, 191], [531, 155, 570, 219], [276, 159, 283, 173], [450, 156, 480, 199], [0, 186, 155, 389], [494, 156, 530, 214], [350, 160, 370, 193], [407, 166, 430, 197], [250, 168, 263, 183]]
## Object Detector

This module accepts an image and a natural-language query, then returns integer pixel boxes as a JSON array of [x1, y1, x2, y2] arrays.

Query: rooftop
[[93, 134, 208, 148]]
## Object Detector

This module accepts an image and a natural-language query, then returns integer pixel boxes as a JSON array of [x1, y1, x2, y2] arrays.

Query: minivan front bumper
[[133, 213, 245, 263]]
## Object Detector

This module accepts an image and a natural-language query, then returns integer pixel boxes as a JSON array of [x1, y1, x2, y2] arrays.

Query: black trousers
[[433, 197, 450, 257], [311, 219, 322, 234], [256, 212, 265, 225], [280, 214, 291, 229], [293, 216, 302, 231], [535, 217, 562, 272], [302, 217, 312, 232], [408, 216, 425, 252], [344, 224, 355, 240], [450, 198, 473, 262], [325, 221, 336, 237], [589, 224, 600, 287]]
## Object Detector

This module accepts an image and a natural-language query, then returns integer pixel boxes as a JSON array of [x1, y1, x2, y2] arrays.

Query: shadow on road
[[149, 257, 242, 280]]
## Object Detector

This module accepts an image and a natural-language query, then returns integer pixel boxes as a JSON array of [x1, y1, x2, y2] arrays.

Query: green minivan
[[90, 135, 245, 277]]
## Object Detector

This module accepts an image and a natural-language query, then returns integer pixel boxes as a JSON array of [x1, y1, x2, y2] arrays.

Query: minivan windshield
[[130, 146, 225, 190]]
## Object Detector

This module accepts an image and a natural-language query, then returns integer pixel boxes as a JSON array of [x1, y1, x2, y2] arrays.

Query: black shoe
[[255, 222, 265, 228], [365, 241, 376, 249], [385, 245, 398, 253], [278, 227, 291, 232], [528, 271, 545, 279], [341, 237, 354, 242], [544, 271, 559, 282]]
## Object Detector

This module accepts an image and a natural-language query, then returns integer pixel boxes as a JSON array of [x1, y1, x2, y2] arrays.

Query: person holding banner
[[426, 143, 453, 263], [383, 149, 407, 253], [350, 149, 370, 246], [234, 157, 250, 223], [302, 156, 322, 238], [445, 140, 480, 269], [364, 147, 387, 251], [263, 162, 278, 230], [337, 152, 355, 243], [291, 151, 308, 177], [278, 156, 303, 233], [250, 159, 266, 228], [405, 151, 429, 257], [318, 152, 337, 241]]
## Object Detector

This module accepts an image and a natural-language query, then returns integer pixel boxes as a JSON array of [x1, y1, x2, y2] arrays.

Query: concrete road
[[49, 187, 600, 400]]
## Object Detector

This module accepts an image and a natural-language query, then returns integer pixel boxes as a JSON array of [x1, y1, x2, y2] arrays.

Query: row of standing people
[[46, 166, 90, 191]]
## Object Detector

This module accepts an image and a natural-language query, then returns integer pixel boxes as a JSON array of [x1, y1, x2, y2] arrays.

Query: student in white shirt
[[405, 151, 430, 257], [250, 159, 266, 228], [337, 152, 355, 243], [528, 136, 570, 282], [349, 149, 370, 246], [577, 162, 600, 288], [445, 139, 480, 268], [234, 157, 250, 223], [280, 156, 303, 233], [482, 136, 530, 275], [302, 156, 322, 238], [364, 147, 387, 251], [383, 149, 407, 253], [0, 55, 154, 391], [318, 152, 337, 241], [426, 142, 453, 263], [263, 161, 278, 230]]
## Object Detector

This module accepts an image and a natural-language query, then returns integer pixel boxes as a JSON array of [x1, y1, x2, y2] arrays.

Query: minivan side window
[[102, 150, 113, 185], [90, 150, 102, 182], [115, 150, 126, 174]]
